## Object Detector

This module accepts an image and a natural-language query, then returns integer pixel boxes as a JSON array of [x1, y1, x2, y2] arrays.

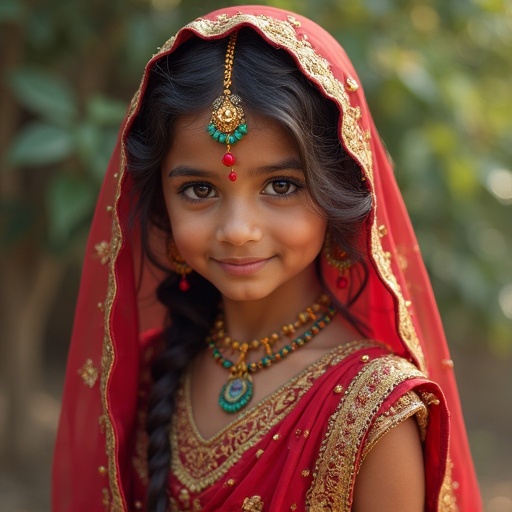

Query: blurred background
[[0, 0, 510, 510]]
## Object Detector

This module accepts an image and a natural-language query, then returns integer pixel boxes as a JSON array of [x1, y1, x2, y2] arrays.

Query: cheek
[[280, 212, 327, 254], [168, 210, 210, 261]]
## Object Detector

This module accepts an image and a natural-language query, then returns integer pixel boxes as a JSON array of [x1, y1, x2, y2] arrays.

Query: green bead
[[239, 124, 248, 134], [219, 133, 227, 144], [222, 360, 231, 368], [213, 130, 221, 141], [234, 129, 243, 140], [207, 124, 216, 134], [228, 135, 236, 144]]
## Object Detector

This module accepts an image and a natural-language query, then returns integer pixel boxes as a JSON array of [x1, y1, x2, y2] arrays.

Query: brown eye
[[182, 183, 216, 200], [272, 180, 291, 194], [262, 178, 301, 196], [193, 185, 213, 198]]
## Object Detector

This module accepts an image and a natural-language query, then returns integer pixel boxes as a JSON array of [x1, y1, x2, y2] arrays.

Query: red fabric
[[52, 5, 481, 511], [162, 344, 449, 511]]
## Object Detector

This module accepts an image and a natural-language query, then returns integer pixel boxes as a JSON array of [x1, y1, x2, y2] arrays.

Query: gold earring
[[167, 239, 192, 292], [323, 233, 352, 289]]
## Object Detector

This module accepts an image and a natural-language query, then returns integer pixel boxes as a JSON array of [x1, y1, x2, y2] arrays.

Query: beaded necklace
[[206, 295, 337, 413]]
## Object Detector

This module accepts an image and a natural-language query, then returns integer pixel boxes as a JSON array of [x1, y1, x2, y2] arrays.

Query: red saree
[[52, 5, 481, 511], [130, 340, 449, 511]]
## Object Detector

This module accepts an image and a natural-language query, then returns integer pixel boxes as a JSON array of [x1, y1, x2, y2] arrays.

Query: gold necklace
[[206, 294, 336, 413]]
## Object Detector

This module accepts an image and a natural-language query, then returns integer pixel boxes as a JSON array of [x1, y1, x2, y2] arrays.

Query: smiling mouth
[[213, 257, 273, 276]]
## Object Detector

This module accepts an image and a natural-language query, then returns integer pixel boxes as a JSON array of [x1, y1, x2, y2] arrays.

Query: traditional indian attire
[[52, 6, 481, 511]]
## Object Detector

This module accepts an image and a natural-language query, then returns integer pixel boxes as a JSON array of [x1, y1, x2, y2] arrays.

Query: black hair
[[125, 28, 371, 512]]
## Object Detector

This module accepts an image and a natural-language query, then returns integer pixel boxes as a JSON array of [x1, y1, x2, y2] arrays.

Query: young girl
[[52, 6, 481, 511]]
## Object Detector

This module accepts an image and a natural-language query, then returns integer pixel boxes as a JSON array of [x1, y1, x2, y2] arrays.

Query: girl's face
[[161, 111, 328, 302]]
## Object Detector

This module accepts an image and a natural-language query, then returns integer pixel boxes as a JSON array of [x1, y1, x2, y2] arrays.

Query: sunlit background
[[0, 0, 511, 510]]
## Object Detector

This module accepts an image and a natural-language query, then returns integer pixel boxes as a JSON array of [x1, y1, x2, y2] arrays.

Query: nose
[[216, 198, 262, 246]]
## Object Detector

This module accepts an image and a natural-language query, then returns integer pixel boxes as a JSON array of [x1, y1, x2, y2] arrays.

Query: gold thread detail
[[362, 390, 430, 461], [439, 457, 459, 511], [242, 496, 264, 511], [171, 341, 377, 492], [78, 359, 98, 388], [94, 241, 111, 265], [306, 355, 425, 510]]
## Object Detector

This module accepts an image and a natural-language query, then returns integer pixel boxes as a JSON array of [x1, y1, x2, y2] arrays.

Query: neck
[[220, 267, 324, 342]]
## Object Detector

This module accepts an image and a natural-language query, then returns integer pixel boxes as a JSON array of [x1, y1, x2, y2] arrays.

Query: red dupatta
[[52, 5, 481, 511]]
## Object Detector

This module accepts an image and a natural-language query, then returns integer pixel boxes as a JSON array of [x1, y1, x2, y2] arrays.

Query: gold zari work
[[78, 359, 99, 388], [307, 356, 426, 511], [171, 341, 376, 493]]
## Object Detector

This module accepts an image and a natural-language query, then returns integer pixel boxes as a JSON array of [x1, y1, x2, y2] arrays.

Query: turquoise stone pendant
[[219, 374, 253, 414]]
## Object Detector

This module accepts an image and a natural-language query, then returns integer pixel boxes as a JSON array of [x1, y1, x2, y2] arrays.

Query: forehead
[[169, 110, 300, 164]]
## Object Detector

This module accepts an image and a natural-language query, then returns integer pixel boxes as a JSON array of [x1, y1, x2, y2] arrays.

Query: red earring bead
[[336, 275, 348, 289], [228, 170, 237, 182], [179, 275, 190, 292]]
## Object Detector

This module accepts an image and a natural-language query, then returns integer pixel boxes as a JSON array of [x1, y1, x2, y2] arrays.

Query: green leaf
[[6, 67, 78, 123], [47, 173, 96, 245], [87, 95, 127, 126], [8, 122, 75, 166]]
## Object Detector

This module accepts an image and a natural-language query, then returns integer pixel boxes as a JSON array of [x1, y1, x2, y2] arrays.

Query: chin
[[215, 282, 275, 303]]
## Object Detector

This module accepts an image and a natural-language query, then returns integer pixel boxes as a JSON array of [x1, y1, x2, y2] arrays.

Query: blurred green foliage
[[1, 0, 511, 351]]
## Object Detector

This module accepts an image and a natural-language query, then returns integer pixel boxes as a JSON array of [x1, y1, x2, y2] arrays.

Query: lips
[[213, 257, 273, 276]]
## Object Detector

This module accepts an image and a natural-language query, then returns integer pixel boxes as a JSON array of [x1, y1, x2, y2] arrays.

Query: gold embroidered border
[[172, 340, 378, 493], [439, 457, 459, 512], [101, 146, 128, 511], [306, 355, 425, 511], [361, 390, 429, 462]]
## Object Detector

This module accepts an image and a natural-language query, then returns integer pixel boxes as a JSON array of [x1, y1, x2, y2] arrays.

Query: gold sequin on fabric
[[306, 355, 426, 511], [94, 240, 111, 265], [346, 77, 359, 91], [439, 457, 459, 511], [242, 495, 264, 511], [171, 341, 374, 493], [78, 359, 98, 388]]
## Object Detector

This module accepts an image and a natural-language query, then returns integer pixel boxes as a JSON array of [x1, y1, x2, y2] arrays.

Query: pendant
[[219, 373, 253, 413]]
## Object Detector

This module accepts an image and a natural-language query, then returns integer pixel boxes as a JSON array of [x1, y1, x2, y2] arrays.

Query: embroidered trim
[[171, 341, 377, 493], [306, 355, 425, 511], [101, 147, 126, 511], [361, 390, 429, 462], [439, 457, 459, 511]]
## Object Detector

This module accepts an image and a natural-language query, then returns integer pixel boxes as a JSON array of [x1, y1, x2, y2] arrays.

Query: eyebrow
[[168, 158, 304, 179]]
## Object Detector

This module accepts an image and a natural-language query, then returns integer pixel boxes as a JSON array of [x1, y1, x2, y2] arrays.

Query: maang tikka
[[207, 31, 248, 182]]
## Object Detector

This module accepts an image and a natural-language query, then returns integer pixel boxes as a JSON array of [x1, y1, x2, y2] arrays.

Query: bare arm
[[352, 418, 425, 512]]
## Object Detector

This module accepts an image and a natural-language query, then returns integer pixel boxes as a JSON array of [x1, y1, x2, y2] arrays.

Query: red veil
[[52, 5, 481, 511]]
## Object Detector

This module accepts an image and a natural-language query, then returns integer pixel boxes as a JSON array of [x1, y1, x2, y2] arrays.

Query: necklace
[[206, 295, 337, 413]]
